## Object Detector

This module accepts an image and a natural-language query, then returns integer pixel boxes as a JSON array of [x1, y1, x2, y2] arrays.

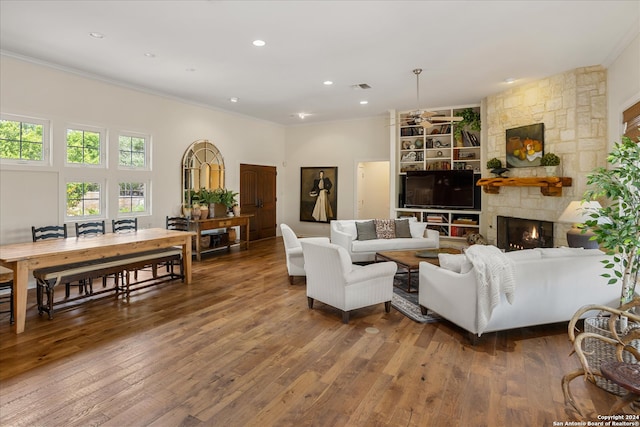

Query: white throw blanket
[[464, 245, 516, 335]]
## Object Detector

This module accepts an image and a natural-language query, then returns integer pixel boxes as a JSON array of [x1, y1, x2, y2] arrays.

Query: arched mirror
[[182, 139, 225, 204]]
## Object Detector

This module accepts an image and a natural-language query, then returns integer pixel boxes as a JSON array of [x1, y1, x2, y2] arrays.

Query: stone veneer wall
[[482, 66, 608, 247]]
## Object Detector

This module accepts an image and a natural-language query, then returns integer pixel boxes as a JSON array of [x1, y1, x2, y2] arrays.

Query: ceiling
[[1, 1, 638, 126]]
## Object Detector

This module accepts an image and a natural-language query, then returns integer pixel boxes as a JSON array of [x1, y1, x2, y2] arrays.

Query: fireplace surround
[[497, 216, 554, 251]]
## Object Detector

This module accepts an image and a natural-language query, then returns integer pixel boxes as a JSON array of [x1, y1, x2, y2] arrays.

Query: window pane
[[118, 182, 146, 214], [66, 182, 101, 217], [131, 152, 145, 167], [118, 134, 147, 168], [0, 141, 21, 159], [0, 118, 45, 162], [67, 146, 83, 163], [66, 128, 102, 165]]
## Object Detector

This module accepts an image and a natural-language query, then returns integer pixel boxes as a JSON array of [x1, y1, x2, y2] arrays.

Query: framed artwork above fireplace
[[505, 123, 545, 168]]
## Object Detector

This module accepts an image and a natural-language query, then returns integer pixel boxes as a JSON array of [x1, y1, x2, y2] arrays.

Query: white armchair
[[301, 240, 397, 324], [280, 224, 330, 284]]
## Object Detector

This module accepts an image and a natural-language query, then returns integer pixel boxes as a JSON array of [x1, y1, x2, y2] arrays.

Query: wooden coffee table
[[375, 247, 462, 292]]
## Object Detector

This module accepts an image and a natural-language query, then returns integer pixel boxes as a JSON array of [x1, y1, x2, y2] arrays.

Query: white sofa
[[419, 247, 622, 338], [330, 217, 440, 262]]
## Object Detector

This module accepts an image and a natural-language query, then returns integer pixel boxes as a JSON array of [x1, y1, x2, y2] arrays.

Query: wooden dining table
[[0, 228, 195, 334]]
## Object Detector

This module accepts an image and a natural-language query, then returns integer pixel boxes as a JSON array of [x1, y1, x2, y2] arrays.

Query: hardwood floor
[[0, 237, 627, 426]]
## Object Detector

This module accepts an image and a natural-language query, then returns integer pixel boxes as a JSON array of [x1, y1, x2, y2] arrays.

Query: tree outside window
[[66, 182, 101, 216], [119, 135, 146, 168], [0, 118, 44, 161], [66, 129, 101, 165]]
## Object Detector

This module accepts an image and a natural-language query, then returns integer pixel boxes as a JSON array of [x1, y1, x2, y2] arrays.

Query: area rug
[[391, 275, 442, 324]]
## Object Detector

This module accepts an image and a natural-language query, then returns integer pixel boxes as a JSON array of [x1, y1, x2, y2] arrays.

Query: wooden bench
[[34, 248, 183, 319]]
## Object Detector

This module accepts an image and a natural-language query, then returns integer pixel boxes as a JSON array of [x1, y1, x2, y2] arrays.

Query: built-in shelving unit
[[476, 177, 572, 197], [397, 209, 480, 239], [393, 105, 482, 240]]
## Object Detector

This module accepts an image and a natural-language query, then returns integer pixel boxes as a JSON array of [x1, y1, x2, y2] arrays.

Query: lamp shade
[[557, 201, 602, 225]]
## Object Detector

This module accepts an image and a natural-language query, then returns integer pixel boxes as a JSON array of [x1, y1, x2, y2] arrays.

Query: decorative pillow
[[394, 219, 412, 238], [375, 219, 396, 239], [409, 221, 427, 238], [355, 220, 377, 241], [438, 253, 473, 274]]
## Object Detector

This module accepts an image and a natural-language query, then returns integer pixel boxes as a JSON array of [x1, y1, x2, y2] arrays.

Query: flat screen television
[[403, 170, 476, 209]]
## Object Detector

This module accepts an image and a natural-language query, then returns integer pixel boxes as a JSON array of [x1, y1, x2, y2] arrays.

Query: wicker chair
[[562, 298, 640, 417]]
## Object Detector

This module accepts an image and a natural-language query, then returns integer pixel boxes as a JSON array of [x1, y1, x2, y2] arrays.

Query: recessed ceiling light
[[323, 81, 333, 86], [252, 40, 266, 47], [504, 77, 516, 84], [88, 32, 104, 39], [360, 100, 369, 105], [229, 97, 239, 103], [297, 113, 308, 119], [144, 53, 156, 58]]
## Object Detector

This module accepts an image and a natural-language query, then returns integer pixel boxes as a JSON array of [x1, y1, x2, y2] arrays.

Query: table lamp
[[557, 201, 602, 248]]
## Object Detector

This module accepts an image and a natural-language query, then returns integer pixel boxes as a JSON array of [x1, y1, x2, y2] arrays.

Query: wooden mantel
[[476, 177, 572, 197]]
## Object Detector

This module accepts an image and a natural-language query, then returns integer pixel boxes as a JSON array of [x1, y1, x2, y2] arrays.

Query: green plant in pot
[[453, 107, 481, 145], [486, 157, 508, 177], [540, 152, 561, 177], [583, 136, 639, 306]]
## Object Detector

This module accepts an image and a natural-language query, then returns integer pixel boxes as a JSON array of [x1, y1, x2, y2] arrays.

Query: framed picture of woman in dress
[[300, 167, 338, 223]]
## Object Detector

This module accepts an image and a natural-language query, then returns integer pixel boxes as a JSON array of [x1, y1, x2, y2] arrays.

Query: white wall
[[607, 31, 640, 145], [282, 116, 390, 237], [0, 56, 286, 244]]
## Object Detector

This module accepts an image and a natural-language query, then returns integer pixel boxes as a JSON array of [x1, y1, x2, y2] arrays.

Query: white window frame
[[117, 180, 150, 217], [0, 113, 51, 166], [64, 124, 107, 168], [117, 131, 151, 171], [64, 179, 106, 221]]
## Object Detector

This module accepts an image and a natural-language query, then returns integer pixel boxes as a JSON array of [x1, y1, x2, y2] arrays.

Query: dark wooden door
[[240, 164, 277, 241]]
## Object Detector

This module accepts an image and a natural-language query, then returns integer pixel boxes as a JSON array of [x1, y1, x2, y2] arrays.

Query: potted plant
[[453, 108, 481, 146], [486, 158, 508, 177], [571, 137, 640, 396], [219, 189, 238, 209], [540, 152, 560, 177], [583, 136, 639, 306]]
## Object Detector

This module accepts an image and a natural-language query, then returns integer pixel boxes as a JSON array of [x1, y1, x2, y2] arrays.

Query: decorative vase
[[192, 203, 201, 220], [182, 205, 192, 220], [544, 165, 558, 177], [199, 205, 209, 220], [232, 205, 241, 217], [212, 203, 227, 218]]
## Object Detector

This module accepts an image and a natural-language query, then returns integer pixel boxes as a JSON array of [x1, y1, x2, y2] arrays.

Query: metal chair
[[32, 224, 88, 298], [0, 267, 14, 324]]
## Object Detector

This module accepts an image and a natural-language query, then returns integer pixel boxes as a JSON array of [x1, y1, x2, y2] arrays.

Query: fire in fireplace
[[497, 216, 554, 251]]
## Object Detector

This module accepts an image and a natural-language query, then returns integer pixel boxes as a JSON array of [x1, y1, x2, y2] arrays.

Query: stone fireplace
[[482, 65, 608, 248], [497, 216, 554, 251]]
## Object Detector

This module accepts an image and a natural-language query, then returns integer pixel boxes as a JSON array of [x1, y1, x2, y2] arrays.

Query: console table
[[189, 215, 252, 261]]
